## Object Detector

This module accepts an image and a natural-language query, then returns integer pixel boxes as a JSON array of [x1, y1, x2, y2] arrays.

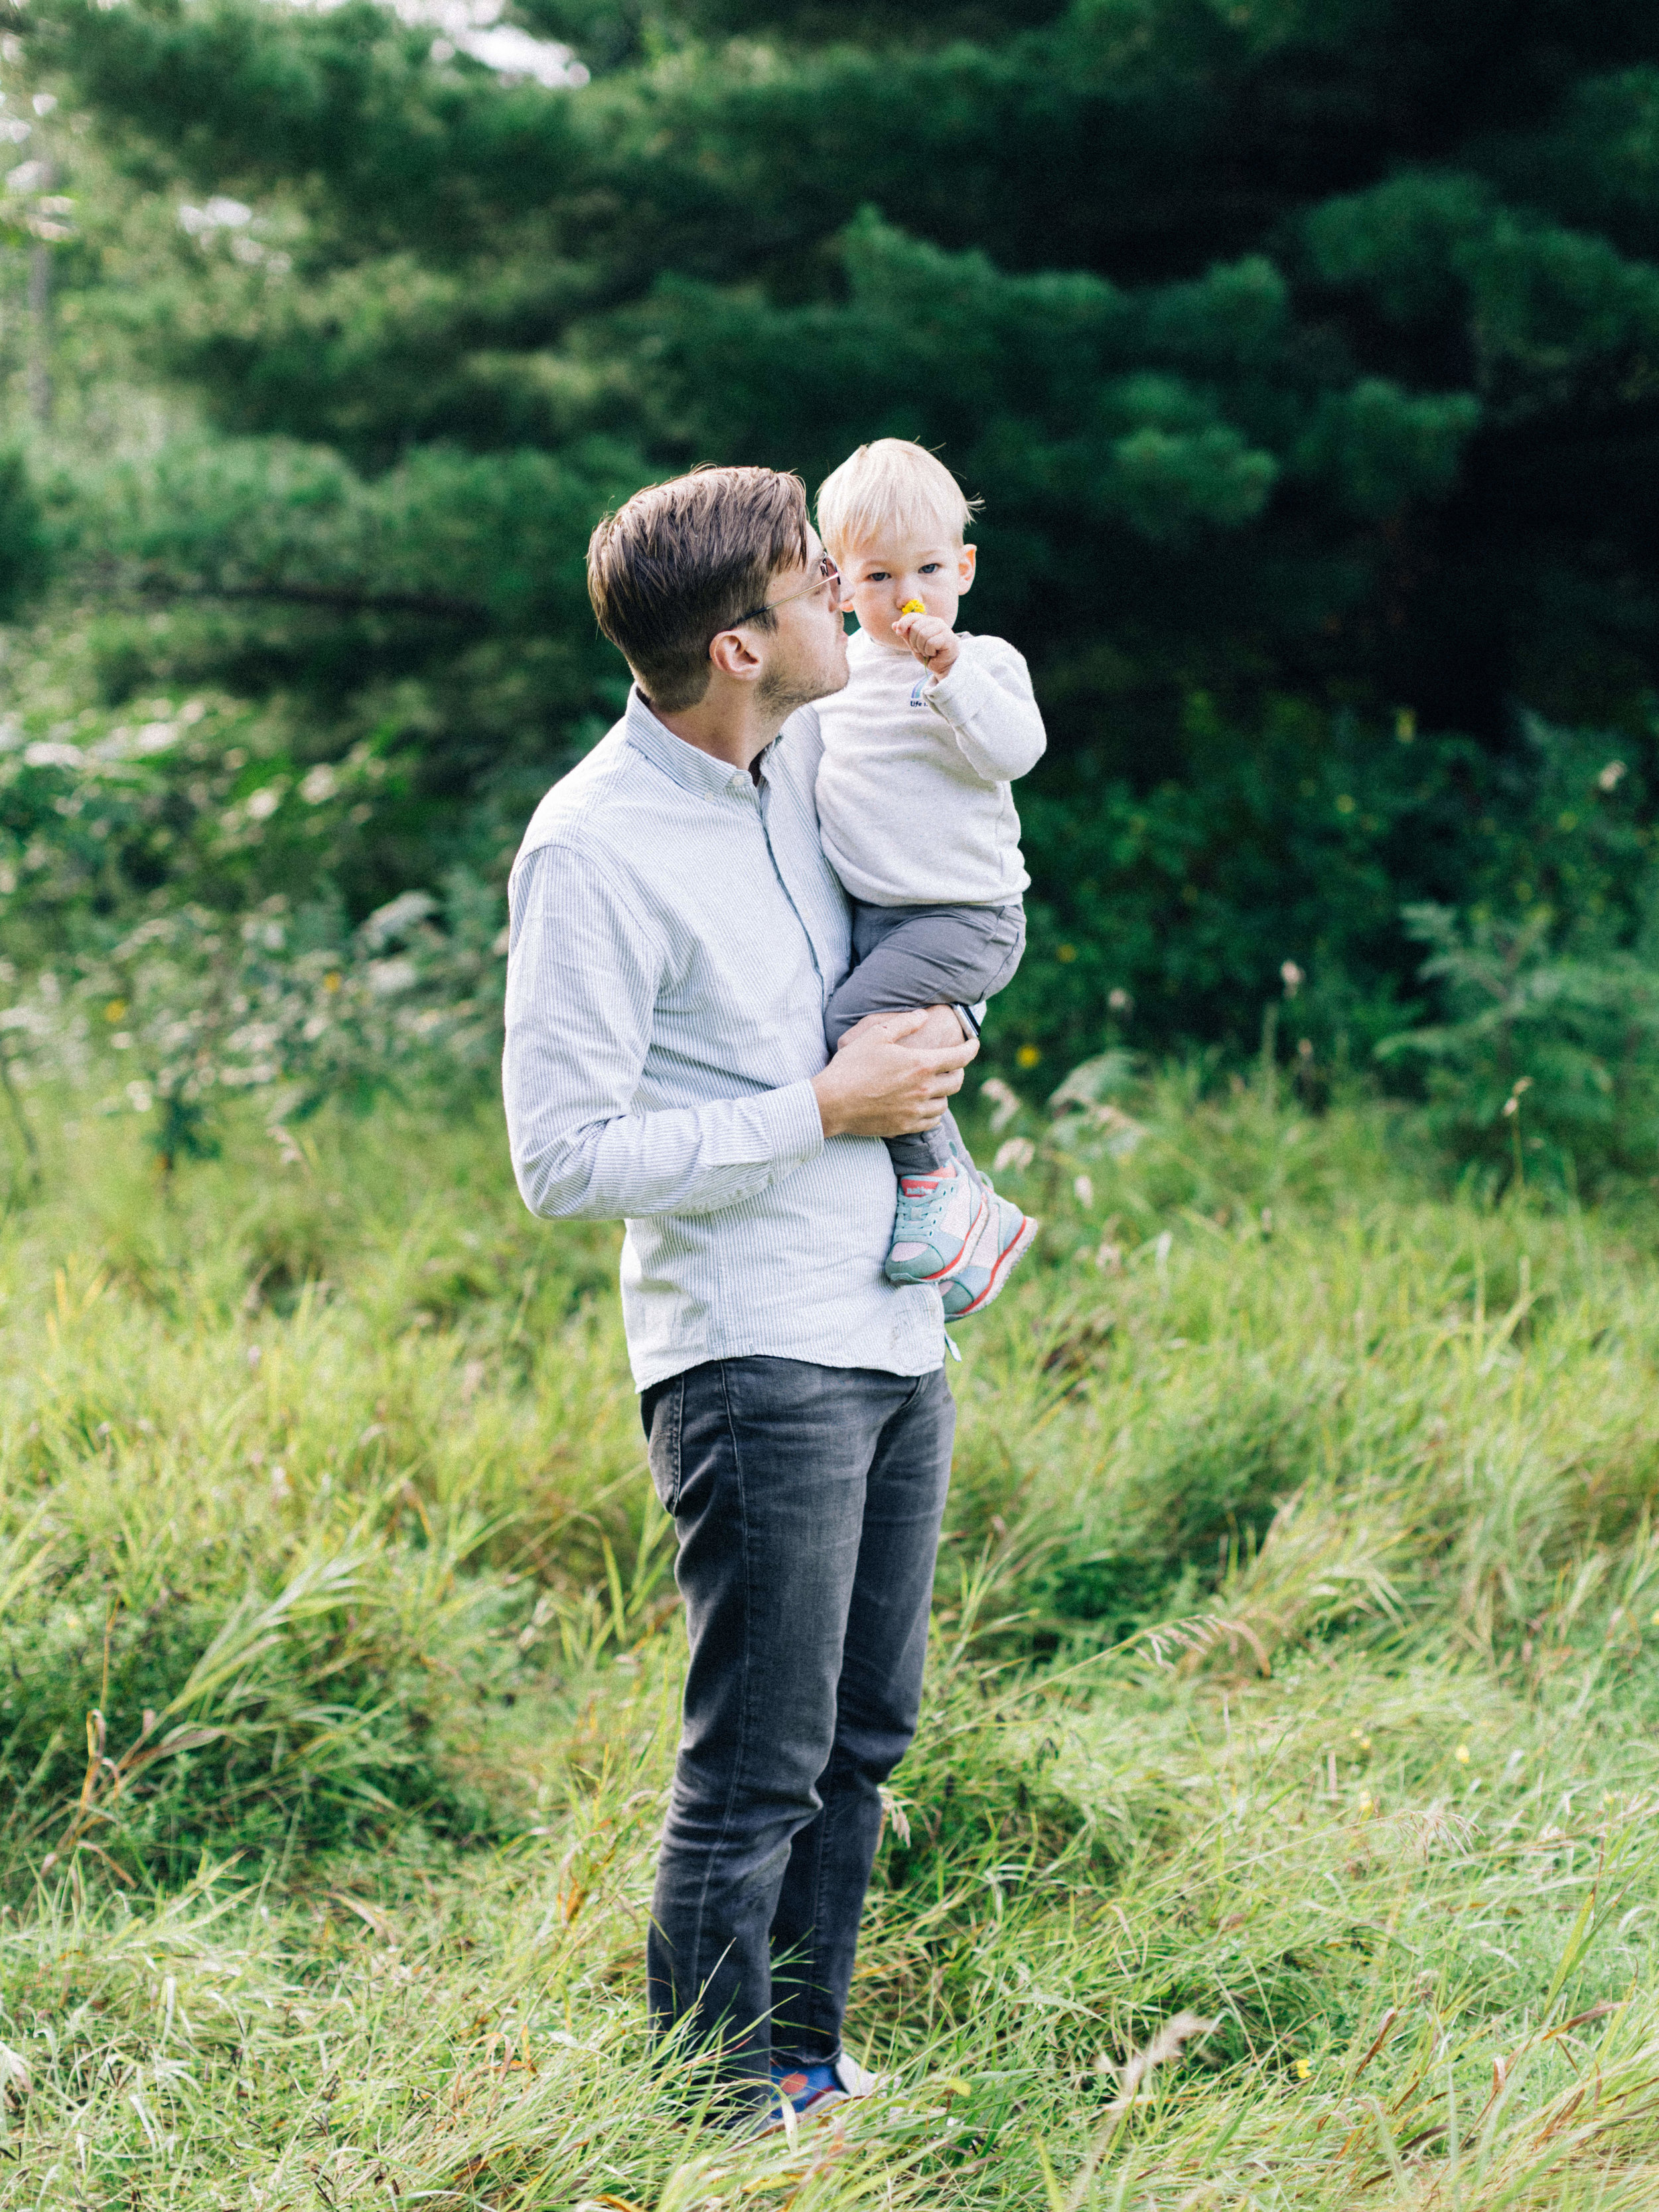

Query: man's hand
[[891, 611, 960, 679], [813, 1007, 977, 1139]]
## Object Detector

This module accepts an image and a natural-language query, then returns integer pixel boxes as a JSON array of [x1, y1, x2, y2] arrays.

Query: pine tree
[[10, 0, 1659, 1044]]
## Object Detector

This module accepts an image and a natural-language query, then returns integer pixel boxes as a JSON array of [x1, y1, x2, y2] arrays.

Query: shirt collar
[[623, 686, 776, 799]]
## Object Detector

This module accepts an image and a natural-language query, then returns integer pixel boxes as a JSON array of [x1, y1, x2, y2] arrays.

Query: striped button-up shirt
[[503, 688, 946, 1392]]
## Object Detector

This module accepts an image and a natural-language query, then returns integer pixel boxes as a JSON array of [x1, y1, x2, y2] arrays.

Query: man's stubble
[[758, 617, 850, 721]]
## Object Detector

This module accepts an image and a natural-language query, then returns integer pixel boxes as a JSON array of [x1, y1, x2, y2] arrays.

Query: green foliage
[[0, 1096, 636, 1885], [0, 445, 46, 615], [642, 216, 1304, 548], [1378, 903, 1659, 1189], [995, 703, 1659, 1074], [19, 0, 1649, 745], [7, 1084, 1659, 2199], [5, 875, 506, 1168], [1, 1529, 514, 1882], [0, 0, 1654, 1082], [0, 678, 395, 957]]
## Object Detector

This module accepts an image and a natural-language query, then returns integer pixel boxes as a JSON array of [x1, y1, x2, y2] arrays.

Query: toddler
[[816, 439, 1044, 1318]]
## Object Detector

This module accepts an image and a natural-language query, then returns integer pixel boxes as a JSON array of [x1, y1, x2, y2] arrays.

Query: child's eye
[[865, 570, 889, 583], [918, 563, 942, 574]]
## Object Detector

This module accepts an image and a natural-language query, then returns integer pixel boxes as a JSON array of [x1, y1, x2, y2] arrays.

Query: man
[[502, 465, 976, 2127]]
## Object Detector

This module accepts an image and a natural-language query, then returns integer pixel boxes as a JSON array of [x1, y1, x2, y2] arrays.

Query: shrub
[[4, 871, 505, 1169], [0, 684, 399, 962], [1377, 902, 1659, 1191], [991, 707, 1656, 1079]]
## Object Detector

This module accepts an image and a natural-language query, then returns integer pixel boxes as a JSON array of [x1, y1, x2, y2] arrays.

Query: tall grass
[[3, 1074, 1659, 2205]]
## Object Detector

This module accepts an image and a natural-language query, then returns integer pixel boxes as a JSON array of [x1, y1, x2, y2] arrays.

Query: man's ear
[[707, 627, 764, 682], [956, 544, 977, 595]]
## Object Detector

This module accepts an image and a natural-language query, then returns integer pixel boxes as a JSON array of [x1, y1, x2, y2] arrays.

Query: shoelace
[[898, 1177, 957, 1227]]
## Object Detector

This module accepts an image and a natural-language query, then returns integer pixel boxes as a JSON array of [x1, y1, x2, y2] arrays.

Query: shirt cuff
[[761, 1076, 828, 1167], [924, 654, 995, 727]]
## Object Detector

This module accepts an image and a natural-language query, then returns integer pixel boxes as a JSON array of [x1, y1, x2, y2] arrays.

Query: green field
[[3, 1078, 1659, 2209]]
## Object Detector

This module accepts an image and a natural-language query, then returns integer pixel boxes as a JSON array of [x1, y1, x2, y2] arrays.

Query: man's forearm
[[510, 1078, 825, 1222]]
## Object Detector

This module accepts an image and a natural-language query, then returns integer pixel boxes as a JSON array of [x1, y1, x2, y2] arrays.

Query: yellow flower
[[1015, 1044, 1041, 1069], [323, 971, 343, 993], [104, 998, 127, 1022], [1455, 1744, 1471, 1765], [1295, 2059, 1312, 2080], [1358, 1792, 1373, 1814], [899, 598, 926, 615]]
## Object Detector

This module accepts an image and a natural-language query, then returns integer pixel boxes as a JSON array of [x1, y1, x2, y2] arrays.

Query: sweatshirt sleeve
[[503, 840, 825, 1222], [922, 636, 1048, 784]]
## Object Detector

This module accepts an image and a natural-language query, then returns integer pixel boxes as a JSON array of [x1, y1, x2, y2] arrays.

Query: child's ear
[[956, 544, 977, 595]]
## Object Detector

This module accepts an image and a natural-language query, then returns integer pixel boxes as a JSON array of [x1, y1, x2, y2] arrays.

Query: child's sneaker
[[939, 1191, 1038, 1318], [757, 2052, 879, 2135], [883, 1157, 987, 1285]]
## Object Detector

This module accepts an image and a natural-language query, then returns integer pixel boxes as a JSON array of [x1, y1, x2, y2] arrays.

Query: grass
[[3, 1069, 1659, 2205]]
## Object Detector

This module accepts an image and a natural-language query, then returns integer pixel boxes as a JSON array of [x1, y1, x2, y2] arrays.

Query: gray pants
[[824, 899, 1025, 1176], [642, 1357, 954, 2110]]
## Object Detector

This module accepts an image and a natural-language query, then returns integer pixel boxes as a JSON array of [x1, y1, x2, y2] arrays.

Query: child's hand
[[892, 610, 960, 678]]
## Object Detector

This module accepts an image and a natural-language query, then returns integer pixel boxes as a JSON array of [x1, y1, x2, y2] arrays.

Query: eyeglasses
[[726, 551, 842, 631]]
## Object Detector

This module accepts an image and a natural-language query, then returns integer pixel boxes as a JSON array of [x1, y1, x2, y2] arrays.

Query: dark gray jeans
[[641, 1355, 954, 2108], [823, 899, 1026, 1175]]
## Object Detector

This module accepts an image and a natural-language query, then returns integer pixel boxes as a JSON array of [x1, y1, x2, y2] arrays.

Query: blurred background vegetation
[[4, 0, 1659, 1185]]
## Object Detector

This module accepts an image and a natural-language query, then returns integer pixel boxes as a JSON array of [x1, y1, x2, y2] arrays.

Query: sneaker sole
[[946, 1213, 1039, 1318], [885, 1182, 990, 1287]]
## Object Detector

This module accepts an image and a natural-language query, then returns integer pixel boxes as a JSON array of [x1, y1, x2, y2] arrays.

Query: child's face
[[837, 532, 977, 649]]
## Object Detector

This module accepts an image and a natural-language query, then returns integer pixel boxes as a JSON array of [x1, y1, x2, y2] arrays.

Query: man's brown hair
[[586, 465, 811, 712]]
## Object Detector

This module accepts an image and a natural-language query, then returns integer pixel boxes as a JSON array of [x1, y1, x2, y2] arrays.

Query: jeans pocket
[[644, 1372, 684, 1514]]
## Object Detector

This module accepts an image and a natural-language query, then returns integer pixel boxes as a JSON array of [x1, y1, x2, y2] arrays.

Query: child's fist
[[892, 610, 960, 677]]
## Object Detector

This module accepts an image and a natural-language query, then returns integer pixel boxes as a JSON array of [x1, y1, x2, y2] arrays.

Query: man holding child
[[503, 450, 1045, 2129]]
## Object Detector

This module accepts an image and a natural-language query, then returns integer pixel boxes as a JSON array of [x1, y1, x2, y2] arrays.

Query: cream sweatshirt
[[814, 628, 1046, 908]]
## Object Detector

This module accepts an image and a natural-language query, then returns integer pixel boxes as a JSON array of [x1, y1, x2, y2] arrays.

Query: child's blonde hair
[[816, 439, 979, 562]]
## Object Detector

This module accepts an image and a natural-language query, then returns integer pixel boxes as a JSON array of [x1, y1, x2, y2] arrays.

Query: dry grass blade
[[1129, 1611, 1274, 1677], [1094, 2011, 1220, 2116], [328, 1889, 395, 1941], [1352, 2007, 1401, 2082], [1054, 2014, 1221, 2212]]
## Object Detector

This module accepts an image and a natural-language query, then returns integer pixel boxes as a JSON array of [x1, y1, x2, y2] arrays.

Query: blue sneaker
[[939, 1191, 1039, 1319], [757, 2051, 879, 2134], [884, 1156, 988, 1285]]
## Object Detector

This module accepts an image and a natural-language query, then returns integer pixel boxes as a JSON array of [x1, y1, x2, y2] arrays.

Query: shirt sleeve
[[923, 637, 1048, 784], [503, 840, 826, 1222]]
